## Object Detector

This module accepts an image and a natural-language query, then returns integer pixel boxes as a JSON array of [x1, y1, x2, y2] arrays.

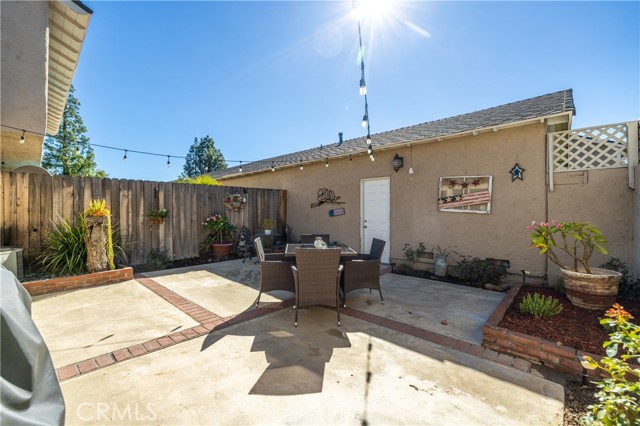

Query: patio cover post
[[547, 133, 555, 192], [627, 120, 639, 190]]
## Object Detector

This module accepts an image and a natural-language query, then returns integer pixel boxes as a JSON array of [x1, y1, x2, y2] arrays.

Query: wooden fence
[[0, 172, 286, 268]]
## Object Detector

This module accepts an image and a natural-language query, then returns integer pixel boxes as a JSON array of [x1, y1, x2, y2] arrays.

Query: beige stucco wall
[[548, 168, 634, 282], [221, 123, 551, 277], [634, 164, 640, 279], [0, 1, 48, 169]]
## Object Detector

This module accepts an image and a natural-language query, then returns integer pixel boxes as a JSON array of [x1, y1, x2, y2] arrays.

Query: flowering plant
[[202, 214, 236, 244], [147, 208, 169, 219], [528, 220, 607, 274]]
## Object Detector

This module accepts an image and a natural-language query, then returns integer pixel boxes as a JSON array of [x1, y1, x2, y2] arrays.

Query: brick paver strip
[[135, 275, 224, 324], [57, 364, 80, 381], [56, 273, 534, 383]]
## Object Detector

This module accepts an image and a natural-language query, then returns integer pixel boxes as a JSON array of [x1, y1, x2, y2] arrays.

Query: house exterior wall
[[221, 120, 635, 281], [548, 168, 634, 281], [0, 1, 49, 169], [635, 164, 640, 279]]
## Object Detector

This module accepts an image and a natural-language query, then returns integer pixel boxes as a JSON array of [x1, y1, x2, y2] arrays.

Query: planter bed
[[22, 267, 133, 296], [482, 282, 640, 377]]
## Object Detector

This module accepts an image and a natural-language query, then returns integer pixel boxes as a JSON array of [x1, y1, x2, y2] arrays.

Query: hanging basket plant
[[147, 208, 169, 224]]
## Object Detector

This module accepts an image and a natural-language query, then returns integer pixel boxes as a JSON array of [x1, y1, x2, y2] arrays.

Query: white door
[[361, 177, 390, 263]]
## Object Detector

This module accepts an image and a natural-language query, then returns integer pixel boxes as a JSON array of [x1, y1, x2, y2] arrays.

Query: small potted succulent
[[147, 208, 169, 224], [529, 220, 622, 310]]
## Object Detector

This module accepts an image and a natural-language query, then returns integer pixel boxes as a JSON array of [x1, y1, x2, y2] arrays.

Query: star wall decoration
[[509, 163, 525, 182], [448, 179, 458, 188], [461, 181, 470, 189], [471, 179, 480, 186]]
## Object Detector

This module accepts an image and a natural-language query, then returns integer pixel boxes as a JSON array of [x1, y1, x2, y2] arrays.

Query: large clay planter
[[561, 267, 622, 310], [211, 243, 233, 260]]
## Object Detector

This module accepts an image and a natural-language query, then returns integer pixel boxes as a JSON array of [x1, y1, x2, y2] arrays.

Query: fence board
[[0, 172, 284, 268]]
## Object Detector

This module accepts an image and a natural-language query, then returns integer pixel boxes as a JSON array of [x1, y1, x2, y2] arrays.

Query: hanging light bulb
[[349, 154, 353, 162], [370, 154, 375, 161], [362, 113, 368, 128], [166, 156, 171, 168], [300, 162, 303, 170], [366, 134, 372, 146], [239, 161, 243, 173], [325, 158, 329, 168], [359, 78, 367, 96], [367, 147, 373, 155], [19, 130, 25, 144], [271, 161, 275, 172], [123, 150, 128, 162], [409, 166, 414, 176]]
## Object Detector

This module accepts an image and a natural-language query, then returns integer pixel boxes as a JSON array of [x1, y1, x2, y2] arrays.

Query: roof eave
[[216, 110, 574, 180]]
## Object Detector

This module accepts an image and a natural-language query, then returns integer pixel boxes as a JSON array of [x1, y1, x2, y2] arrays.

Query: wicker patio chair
[[342, 238, 386, 306], [254, 237, 295, 308], [238, 226, 255, 263], [291, 248, 343, 327]]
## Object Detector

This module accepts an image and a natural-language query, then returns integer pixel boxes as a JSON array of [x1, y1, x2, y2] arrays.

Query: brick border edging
[[481, 282, 605, 377], [56, 296, 293, 382], [23, 267, 134, 296]]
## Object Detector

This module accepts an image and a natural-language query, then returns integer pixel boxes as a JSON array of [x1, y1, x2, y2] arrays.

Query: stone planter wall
[[482, 282, 605, 377], [22, 267, 133, 296]]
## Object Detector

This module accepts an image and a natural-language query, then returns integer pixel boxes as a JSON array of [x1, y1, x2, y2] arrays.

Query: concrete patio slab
[[346, 274, 505, 344], [32, 280, 198, 367], [144, 260, 292, 317], [61, 308, 563, 425]]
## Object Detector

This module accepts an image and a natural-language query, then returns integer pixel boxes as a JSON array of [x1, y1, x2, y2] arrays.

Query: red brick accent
[[57, 364, 80, 380], [95, 354, 115, 368], [482, 284, 605, 377], [23, 267, 134, 296], [77, 359, 99, 374], [112, 348, 133, 362]]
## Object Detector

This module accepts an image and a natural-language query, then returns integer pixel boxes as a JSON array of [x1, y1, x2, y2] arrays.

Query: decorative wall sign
[[311, 187, 345, 208], [224, 193, 246, 211], [438, 175, 493, 214], [509, 163, 525, 181], [329, 208, 345, 217]]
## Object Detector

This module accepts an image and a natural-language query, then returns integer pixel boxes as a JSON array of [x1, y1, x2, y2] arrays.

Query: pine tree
[[42, 85, 107, 177], [181, 135, 227, 178]]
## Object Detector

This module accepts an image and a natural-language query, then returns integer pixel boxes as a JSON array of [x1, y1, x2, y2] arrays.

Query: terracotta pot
[[561, 267, 622, 310], [211, 243, 233, 260]]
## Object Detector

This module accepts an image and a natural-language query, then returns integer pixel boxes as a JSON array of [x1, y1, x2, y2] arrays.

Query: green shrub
[[402, 242, 427, 270], [580, 304, 639, 425], [519, 293, 563, 317], [146, 248, 172, 270], [454, 257, 506, 287], [38, 216, 88, 276], [600, 258, 640, 301], [394, 263, 413, 276]]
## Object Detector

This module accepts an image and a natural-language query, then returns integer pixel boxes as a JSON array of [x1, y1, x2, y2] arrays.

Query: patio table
[[284, 244, 357, 258]]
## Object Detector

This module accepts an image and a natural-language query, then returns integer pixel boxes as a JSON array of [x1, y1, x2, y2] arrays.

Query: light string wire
[[355, 2, 375, 161], [1, 123, 372, 172]]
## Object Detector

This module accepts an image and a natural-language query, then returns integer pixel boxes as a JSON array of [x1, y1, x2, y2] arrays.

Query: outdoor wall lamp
[[392, 153, 403, 172]]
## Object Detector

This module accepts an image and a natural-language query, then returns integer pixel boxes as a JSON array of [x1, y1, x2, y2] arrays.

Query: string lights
[[353, 0, 375, 161]]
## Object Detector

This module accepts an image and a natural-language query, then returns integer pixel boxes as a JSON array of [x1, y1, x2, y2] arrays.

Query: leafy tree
[[42, 85, 107, 177], [176, 175, 222, 186], [181, 135, 227, 178]]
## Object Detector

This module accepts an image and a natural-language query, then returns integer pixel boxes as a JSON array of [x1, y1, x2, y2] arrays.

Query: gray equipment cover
[[1, 266, 65, 425]]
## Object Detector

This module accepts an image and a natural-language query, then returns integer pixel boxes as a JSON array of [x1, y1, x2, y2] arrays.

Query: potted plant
[[529, 220, 622, 310], [263, 218, 275, 236], [147, 208, 169, 224], [203, 213, 236, 260], [432, 245, 458, 277]]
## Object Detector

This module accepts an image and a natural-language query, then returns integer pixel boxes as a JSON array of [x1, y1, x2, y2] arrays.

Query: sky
[[73, 1, 639, 182]]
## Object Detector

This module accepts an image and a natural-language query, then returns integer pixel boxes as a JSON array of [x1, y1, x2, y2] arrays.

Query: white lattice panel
[[551, 123, 629, 172]]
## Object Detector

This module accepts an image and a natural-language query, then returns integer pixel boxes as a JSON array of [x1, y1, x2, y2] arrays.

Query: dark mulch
[[564, 380, 598, 426], [132, 255, 238, 273], [498, 285, 640, 356]]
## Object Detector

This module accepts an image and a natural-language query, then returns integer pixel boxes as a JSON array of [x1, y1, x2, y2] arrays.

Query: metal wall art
[[311, 188, 345, 208], [224, 193, 246, 211]]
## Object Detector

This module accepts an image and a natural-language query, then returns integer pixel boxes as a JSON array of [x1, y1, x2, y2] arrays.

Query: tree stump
[[85, 216, 108, 273]]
